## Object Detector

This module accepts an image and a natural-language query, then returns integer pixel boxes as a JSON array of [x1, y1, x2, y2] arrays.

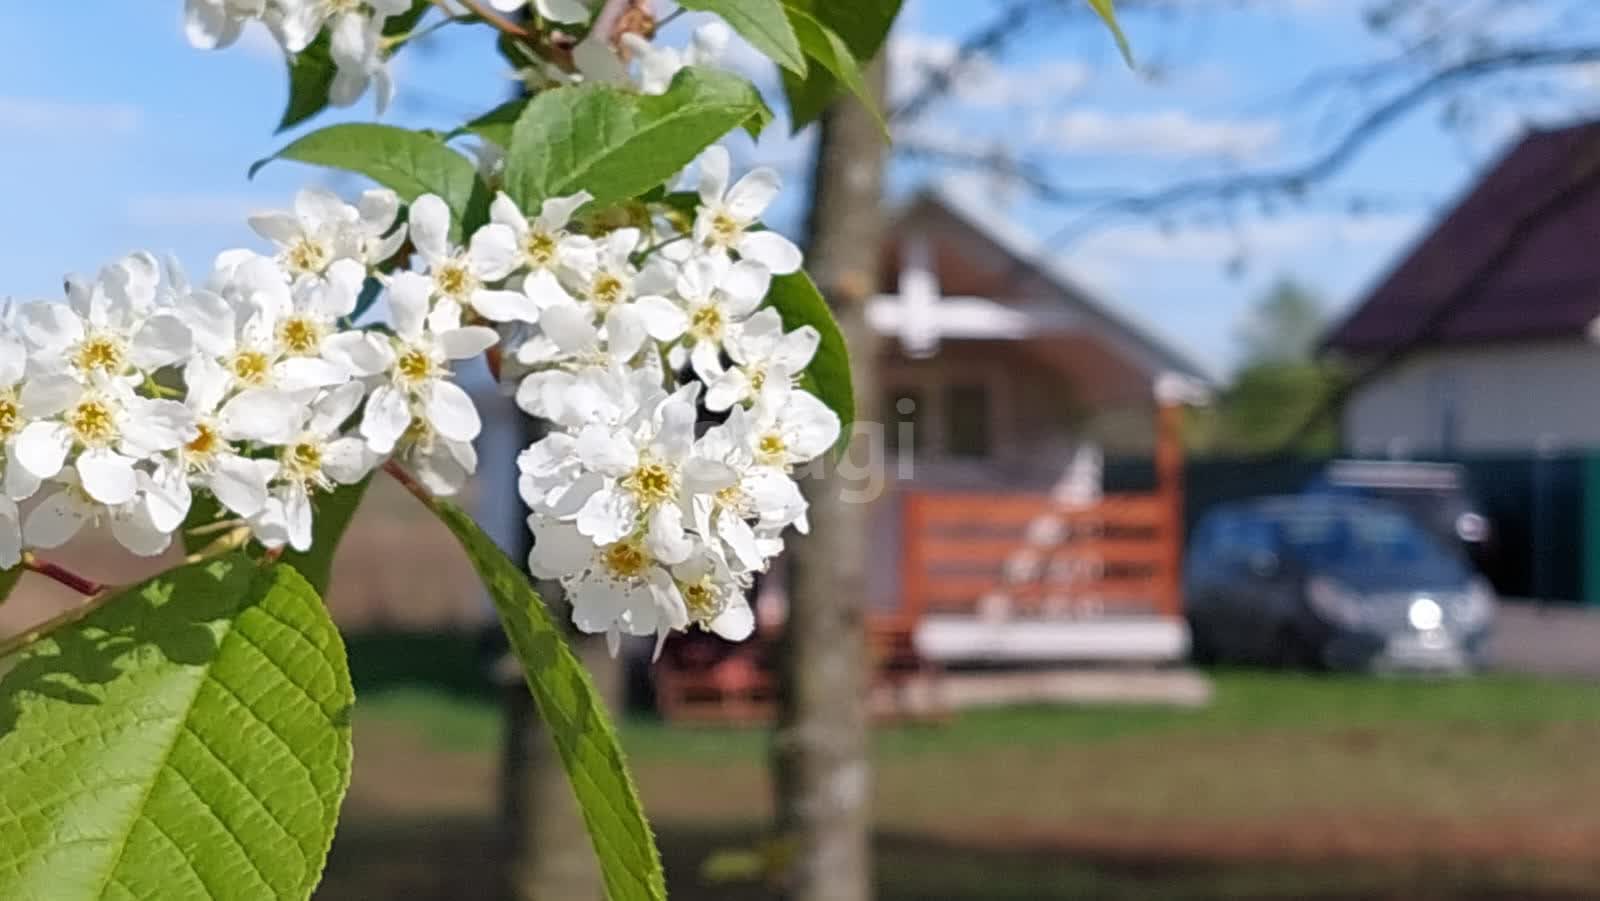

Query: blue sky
[[2, 2, 1593, 375]]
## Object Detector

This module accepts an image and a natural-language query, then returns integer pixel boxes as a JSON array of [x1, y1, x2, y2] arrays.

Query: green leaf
[[250, 125, 486, 238], [786, 8, 885, 136], [276, 2, 431, 132], [504, 67, 766, 210], [679, 0, 808, 76], [456, 96, 529, 149], [430, 502, 666, 901], [766, 271, 854, 444], [0, 556, 354, 900], [1084, 0, 1135, 66], [779, 0, 900, 130], [281, 478, 372, 594], [787, 0, 900, 59]]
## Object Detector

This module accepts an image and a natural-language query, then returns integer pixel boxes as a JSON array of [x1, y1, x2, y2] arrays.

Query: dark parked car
[[1184, 496, 1496, 673], [1304, 460, 1495, 575]]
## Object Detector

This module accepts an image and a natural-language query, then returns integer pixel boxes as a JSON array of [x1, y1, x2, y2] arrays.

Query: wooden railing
[[899, 490, 1182, 621]]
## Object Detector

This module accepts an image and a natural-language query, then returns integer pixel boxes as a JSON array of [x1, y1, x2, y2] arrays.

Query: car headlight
[[1452, 577, 1496, 628], [1455, 512, 1489, 543], [1307, 577, 1366, 628]]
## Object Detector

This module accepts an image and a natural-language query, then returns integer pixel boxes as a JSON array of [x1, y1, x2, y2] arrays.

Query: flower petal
[[424, 380, 482, 442], [471, 289, 539, 323], [387, 271, 432, 340], [725, 168, 781, 221], [209, 455, 275, 519], [698, 145, 731, 207], [737, 231, 803, 275], [23, 491, 88, 549], [409, 194, 454, 263], [438, 326, 500, 360], [14, 422, 72, 480], [360, 384, 412, 454], [323, 437, 375, 484], [77, 447, 139, 505], [220, 389, 303, 444], [468, 223, 521, 281], [634, 295, 689, 342]]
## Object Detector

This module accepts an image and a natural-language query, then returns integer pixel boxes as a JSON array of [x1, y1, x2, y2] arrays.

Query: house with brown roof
[[1324, 121, 1600, 455]]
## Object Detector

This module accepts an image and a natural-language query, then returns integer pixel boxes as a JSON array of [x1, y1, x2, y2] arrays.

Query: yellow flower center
[[524, 231, 559, 268], [285, 238, 331, 275], [396, 348, 434, 384], [710, 212, 741, 247], [748, 368, 767, 392], [67, 398, 118, 448], [689, 304, 724, 341], [71, 332, 127, 375], [185, 421, 222, 461], [434, 261, 477, 300], [757, 433, 786, 464], [590, 272, 626, 308], [622, 460, 676, 507], [277, 315, 324, 356], [229, 349, 272, 386], [681, 578, 721, 623], [714, 485, 750, 518], [0, 391, 18, 440], [601, 540, 649, 580], [281, 439, 326, 486]]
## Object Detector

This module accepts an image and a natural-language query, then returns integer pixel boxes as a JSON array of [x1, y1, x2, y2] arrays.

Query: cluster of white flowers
[[512, 144, 835, 653], [2, 145, 835, 652], [185, 0, 732, 115], [0, 186, 497, 567], [184, 0, 416, 112]]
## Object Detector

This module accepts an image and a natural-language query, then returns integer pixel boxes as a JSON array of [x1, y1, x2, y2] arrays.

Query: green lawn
[[339, 672, 1600, 900]]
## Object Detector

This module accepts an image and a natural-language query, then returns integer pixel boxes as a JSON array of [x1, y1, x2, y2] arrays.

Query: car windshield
[[1271, 506, 1468, 578]]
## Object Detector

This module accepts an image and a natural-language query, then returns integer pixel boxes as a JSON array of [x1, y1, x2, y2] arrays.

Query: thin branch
[[440, 0, 531, 37], [891, 0, 1046, 123], [1034, 43, 1600, 247], [384, 460, 437, 511], [23, 554, 104, 596]]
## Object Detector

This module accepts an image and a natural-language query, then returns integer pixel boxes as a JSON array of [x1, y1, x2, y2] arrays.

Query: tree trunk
[[772, 58, 889, 901]]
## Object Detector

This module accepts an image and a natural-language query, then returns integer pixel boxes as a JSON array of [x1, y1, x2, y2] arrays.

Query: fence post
[[1585, 453, 1600, 606]]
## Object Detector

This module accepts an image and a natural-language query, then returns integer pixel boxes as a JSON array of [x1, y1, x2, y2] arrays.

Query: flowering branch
[[22, 554, 105, 596], [384, 460, 435, 510], [432, 0, 530, 38]]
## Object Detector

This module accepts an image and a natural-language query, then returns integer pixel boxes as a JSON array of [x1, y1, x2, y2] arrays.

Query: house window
[[945, 383, 991, 457], [886, 387, 925, 455]]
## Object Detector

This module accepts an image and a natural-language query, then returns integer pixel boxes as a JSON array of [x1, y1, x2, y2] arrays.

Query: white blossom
[[410, 194, 539, 323], [254, 382, 376, 552], [351, 271, 498, 454], [703, 307, 820, 412], [18, 254, 192, 384], [249, 187, 406, 277], [489, 190, 597, 277], [527, 514, 688, 655], [184, 0, 268, 50], [694, 146, 802, 275], [621, 22, 731, 95], [487, 0, 592, 24]]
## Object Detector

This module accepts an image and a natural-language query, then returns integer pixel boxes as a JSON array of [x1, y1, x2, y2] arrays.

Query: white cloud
[[124, 192, 278, 228], [1030, 108, 1281, 160], [0, 97, 142, 135], [888, 33, 1090, 112]]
